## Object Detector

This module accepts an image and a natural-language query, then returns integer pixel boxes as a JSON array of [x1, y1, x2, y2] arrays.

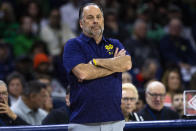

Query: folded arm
[[94, 55, 132, 72], [72, 63, 115, 81]]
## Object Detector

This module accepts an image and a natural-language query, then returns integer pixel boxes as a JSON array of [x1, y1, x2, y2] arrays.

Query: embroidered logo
[[105, 44, 114, 55]]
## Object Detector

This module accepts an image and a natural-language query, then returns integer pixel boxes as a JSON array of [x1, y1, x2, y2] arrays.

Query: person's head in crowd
[[0, 1, 15, 22], [49, 8, 61, 29], [168, 18, 183, 37], [140, 59, 158, 81], [33, 53, 50, 75], [6, 72, 26, 105], [79, 3, 104, 40], [132, 19, 147, 40], [26, 1, 41, 22], [122, 72, 132, 83], [36, 74, 52, 95], [0, 80, 9, 104], [135, 91, 145, 112], [0, 42, 13, 81], [119, 2, 137, 24], [145, 81, 166, 111], [121, 83, 138, 121], [168, 5, 182, 21], [15, 55, 34, 81], [0, 80, 20, 122], [20, 15, 33, 34], [22, 80, 47, 111], [104, 9, 119, 31], [137, 4, 151, 22], [30, 40, 49, 57], [162, 68, 182, 94], [0, 42, 9, 62], [171, 90, 184, 117], [41, 89, 53, 113]]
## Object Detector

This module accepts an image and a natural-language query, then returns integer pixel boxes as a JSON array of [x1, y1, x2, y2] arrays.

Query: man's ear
[[79, 20, 83, 29]]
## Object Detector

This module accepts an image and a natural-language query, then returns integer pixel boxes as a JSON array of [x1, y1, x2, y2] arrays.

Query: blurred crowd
[[0, 0, 196, 126]]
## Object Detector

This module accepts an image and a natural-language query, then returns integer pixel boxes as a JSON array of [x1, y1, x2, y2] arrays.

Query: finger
[[0, 111, 6, 114], [114, 48, 119, 57], [118, 49, 125, 54], [0, 103, 6, 107], [117, 49, 125, 57], [120, 50, 126, 56]]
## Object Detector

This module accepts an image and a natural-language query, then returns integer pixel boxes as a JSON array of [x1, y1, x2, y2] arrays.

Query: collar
[[146, 104, 164, 113], [18, 97, 33, 114], [79, 33, 107, 44]]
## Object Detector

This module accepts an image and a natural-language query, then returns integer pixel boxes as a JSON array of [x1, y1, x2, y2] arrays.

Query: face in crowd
[[172, 93, 183, 112], [167, 71, 181, 92], [121, 83, 138, 116], [80, 4, 104, 38], [146, 81, 166, 111], [0, 83, 8, 104]]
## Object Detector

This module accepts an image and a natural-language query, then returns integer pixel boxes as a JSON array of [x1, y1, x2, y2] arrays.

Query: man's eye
[[87, 16, 93, 19]]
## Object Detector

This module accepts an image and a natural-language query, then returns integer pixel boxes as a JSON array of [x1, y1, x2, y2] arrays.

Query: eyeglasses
[[147, 92, 165, 99], [122, 97, 137, 102], [0, 92, 8, 97]]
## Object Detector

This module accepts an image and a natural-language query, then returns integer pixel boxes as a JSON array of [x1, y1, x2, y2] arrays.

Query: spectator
[[0, 80, 28, 126], [11, 80, 48, 125], [122, 72, 132, 83], [25, 1, 43, 34], [33, 53, 51, 76], [160, 18, 196, 82], [121, 83, 143, 121], [139, 81, 179, 121], [0, 2, 19, 42], [162, 68, 183, 108], [171, 90, 184, 118], [15, 55, 34, 81], [12, 15, 39, 57], [124, 19, 160, 70], [40, 8, 75, 56], [6, 71, 26, 106], [103, 9, 129, 43], [42, 86, 70, 125], [60, 0, 80, 32], [132, 59, 159, 90], [30, 40, 49, 58], [0, 42, 14, 81], [34, 64, 66, 99], [36, 74, 53, 113]]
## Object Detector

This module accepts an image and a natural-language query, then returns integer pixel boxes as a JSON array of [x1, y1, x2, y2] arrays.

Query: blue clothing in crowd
[[160, 34, 196, 66], [63, 33, 128, 123]]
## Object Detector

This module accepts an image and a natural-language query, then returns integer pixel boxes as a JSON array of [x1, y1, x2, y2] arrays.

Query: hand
[[114, 48, 126, 57], [0, 96, 17, 120]]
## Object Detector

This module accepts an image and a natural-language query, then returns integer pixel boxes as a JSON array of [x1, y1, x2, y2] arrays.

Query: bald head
[[146, 81, 166, 111], [146, 81, 166, 93], [79, 3, 103, 20]]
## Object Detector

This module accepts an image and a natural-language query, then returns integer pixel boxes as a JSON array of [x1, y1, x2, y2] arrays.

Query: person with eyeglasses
[[121, 83, 143, 121], [138, 81, 179, 121], [0, 80, 28, 126]]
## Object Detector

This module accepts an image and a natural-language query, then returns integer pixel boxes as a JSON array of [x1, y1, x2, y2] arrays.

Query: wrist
[[92, 59, 97, 66]]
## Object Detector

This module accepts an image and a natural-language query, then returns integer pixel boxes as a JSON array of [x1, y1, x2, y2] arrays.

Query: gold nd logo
[[105, 44, 114, 55]]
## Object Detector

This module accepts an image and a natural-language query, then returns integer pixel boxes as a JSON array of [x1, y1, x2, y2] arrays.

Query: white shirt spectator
[[11, 97, 47, 125]]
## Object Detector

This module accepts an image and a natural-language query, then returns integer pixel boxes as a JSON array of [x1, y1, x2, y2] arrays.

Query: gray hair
[[0, 80, 7, 88]]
